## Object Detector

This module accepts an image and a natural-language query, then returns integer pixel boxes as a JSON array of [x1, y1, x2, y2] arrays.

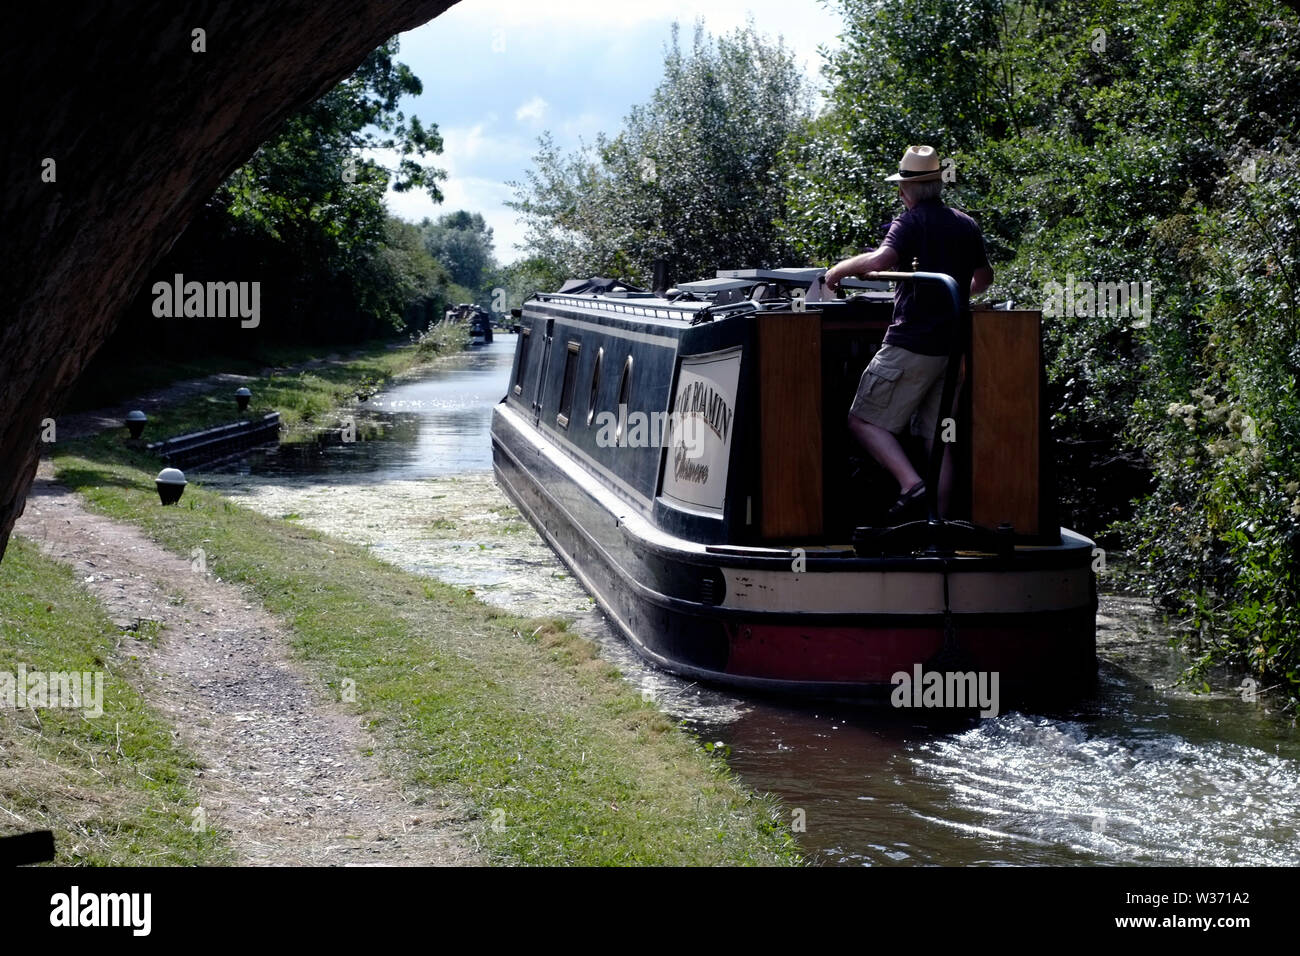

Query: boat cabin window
[[513, 328, 531, 396], [587, 347, 604, 426], [615, 356, 633, 442], [557, 340, 581, 428]]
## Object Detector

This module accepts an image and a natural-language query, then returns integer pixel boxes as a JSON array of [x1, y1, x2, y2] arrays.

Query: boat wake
[[911, 711, 1300, 866]]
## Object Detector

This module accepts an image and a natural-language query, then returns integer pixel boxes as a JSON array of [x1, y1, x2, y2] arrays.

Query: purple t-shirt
[[879, 197, 990, 356]]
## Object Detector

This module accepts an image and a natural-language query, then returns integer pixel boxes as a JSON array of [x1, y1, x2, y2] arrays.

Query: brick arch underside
[[0, 1, 463, 559]]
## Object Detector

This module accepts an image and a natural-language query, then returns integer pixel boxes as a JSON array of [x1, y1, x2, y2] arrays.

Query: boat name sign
[[661, 348, 742, 515]]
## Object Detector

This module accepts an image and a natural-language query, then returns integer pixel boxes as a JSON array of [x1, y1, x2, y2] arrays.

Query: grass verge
[[51, 449, 801, 866], [68, 326, 470, 414], [69, 338, 398, 411], [0, 537, 232, 865]]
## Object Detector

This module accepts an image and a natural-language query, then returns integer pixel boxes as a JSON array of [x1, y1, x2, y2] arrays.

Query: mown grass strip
[[0, 537, 232, 865], [52, 451, 801, 866]]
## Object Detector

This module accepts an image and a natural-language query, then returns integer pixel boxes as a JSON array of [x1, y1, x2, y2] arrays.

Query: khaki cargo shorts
[[849, 344, 949, 438]]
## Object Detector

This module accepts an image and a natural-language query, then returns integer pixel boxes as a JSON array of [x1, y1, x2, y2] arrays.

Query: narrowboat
[[445, 303, 494, 344], [490, 268, 1097, 702]]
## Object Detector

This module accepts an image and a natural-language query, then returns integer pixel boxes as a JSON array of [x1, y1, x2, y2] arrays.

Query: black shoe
[[886, 480, 927, 520]]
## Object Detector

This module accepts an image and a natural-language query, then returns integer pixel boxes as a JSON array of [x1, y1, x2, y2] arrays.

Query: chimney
[[652, 259, 670, 297]]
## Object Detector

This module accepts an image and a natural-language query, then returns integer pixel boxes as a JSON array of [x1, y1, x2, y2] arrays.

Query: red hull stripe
[[724, 621, 1091, 683]]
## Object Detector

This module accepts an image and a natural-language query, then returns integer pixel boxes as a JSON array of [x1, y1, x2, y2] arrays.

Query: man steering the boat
[[824, 144, 994, 520]]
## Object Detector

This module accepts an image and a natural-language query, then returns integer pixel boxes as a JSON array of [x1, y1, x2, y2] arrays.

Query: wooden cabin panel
[[758, 314, 823, 538], [971, 310, 1040, 535]]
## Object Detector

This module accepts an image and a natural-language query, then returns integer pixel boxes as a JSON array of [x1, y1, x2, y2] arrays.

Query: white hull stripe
[[722, 567, 1091, 615]]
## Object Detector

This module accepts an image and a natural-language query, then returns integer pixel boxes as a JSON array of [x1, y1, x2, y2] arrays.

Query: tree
[[486, 256, 569, 314], [105, 37, 449, 353], [421, 211, 496, 292], [221, 38, 444, 252], [790, 0, 1300, 702], [509, 21, 810, 286], [376, 216, 460, 332], [782, 0, 1031, 265], [0, 1, 459, 563]]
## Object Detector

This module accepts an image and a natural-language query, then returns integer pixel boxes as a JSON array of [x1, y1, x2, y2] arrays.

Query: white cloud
[[438, 0, 826, 31], [515, 95, 549, 124], [440, 121, 499, 169], [372, 134, 532, 263], [428, 0, 843, 75], [557, 111, 608, 142], [385, 174, 523, 257], [384, 1, 847, 263]]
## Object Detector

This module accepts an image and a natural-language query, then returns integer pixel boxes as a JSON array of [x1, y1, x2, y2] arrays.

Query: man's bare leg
[[848, 414, 922, 493]]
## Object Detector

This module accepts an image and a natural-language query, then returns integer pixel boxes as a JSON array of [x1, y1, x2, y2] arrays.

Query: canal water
[[202, 336, 1300, 866]]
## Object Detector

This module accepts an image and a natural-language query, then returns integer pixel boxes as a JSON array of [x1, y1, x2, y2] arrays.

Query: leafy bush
[[1125, 145, 1300, 702], [413, 317, 470, 356], [789, 0, 1300, 702]]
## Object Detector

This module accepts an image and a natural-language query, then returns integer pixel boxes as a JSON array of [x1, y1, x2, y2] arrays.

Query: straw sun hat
[[884, 145, 943, 183]]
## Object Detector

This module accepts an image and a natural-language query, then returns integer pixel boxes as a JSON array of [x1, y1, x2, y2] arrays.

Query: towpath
[[14, 464, 479, 866]]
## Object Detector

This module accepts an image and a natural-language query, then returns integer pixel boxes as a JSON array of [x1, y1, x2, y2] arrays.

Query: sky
[[379, 0, 846, 264]]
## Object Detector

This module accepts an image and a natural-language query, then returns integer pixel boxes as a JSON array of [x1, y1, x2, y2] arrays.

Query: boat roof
[[719, 268, 890, 290], [674, 277, 753, 293], [556, 276, 647, 295], [679, 269, 889, 293], [531, 267, 895, 325], [717, 267, 823, 282]]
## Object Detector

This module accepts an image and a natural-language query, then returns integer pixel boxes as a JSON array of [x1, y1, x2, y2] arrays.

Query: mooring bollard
[[235, 387, 252, 412], [155, 467, 187, 505], [125, 410, 147, 439]]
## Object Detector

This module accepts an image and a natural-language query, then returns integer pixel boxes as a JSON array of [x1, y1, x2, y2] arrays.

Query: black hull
[[492, 401, 1097, 703]]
